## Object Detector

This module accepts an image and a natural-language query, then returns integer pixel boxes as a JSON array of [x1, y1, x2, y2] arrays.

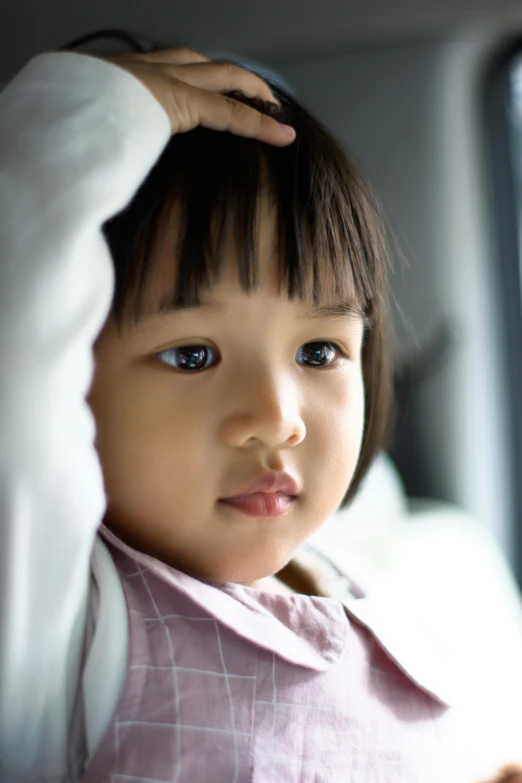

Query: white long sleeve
[[0, 52, 170, 780]]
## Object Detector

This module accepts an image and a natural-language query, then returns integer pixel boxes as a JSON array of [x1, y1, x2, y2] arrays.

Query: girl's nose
[[219, 372, 306, 450]]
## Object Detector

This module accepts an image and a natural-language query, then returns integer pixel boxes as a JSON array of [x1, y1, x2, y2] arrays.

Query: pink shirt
[[83, 526, 466, 782]]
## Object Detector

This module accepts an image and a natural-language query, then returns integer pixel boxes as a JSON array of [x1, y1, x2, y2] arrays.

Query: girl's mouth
[[218, 492, 297, 518]]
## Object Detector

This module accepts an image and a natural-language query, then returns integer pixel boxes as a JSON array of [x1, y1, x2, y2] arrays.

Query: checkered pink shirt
[[82, 527, 466, 782]]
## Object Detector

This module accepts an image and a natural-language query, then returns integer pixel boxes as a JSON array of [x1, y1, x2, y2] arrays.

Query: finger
[[128, 47, 210, 65], [166, 61, 279, 105], [183, 86, 295, 146]]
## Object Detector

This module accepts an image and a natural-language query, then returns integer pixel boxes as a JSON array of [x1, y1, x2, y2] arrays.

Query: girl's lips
[[219, 492, 296, 518], [222, 471, 301, 498]]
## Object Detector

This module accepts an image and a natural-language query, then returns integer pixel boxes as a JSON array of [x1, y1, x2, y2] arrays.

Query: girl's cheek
[[332, 369, 365, 425]]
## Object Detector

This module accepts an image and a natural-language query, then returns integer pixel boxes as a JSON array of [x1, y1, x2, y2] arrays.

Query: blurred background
[[3, 0, 522, 616]]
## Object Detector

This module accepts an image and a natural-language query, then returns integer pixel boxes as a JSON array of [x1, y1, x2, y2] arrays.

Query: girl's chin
[[195, 558, 291, 587]]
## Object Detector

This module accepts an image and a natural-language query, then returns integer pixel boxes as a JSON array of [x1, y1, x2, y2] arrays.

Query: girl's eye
[[156, 345, 218, 372], [296, 341, 345, 368]]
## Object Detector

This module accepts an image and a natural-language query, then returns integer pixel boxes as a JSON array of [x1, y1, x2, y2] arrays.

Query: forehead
[[145, 194, 277, 293], [135, 193, 359, 325]]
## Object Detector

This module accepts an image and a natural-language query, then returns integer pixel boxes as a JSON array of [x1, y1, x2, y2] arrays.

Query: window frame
[[484, 38, 522, 587]]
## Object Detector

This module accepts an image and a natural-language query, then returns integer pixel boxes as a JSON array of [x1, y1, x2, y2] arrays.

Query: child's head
[[87, 60, 393, 584]]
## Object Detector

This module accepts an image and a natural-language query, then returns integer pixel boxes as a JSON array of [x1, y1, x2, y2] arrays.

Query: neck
[[244, 561, 321, 596]]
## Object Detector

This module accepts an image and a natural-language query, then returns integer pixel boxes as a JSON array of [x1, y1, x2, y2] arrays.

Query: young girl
[[0, 29, 518, 783]]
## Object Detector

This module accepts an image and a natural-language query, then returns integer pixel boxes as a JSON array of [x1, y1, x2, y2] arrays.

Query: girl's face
[[88, 203, 365, 584]]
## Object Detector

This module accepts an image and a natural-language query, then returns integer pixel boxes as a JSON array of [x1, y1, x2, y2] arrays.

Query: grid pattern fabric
[[82, 532, 464, 783]]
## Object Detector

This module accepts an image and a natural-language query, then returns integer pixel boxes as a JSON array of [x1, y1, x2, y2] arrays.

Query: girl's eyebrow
[[134, 300, 221, 331], [134, 297, 365, 331], [299, 299, 366, 321]]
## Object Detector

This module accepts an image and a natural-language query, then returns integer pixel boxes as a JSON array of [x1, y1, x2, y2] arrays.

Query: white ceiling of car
[[3, 0, 522, 80]]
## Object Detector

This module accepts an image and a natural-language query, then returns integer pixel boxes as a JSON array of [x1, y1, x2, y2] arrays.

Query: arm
[[0, 47, 293, 779], [0, 51, 170, 779]]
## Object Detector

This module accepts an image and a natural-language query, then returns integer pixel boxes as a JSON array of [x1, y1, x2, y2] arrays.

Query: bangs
[[102, 88, 387, 330]]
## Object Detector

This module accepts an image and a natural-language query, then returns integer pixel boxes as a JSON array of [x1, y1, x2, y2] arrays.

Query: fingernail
[[281, 125, 295, 137]]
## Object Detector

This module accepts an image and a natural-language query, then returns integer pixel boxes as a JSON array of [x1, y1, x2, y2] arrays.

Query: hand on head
[[103, 47, 296, 145]]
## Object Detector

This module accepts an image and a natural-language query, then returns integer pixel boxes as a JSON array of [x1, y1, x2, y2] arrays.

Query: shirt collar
[[100, 525, 348, 672], [99, 525, 456, 705]]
